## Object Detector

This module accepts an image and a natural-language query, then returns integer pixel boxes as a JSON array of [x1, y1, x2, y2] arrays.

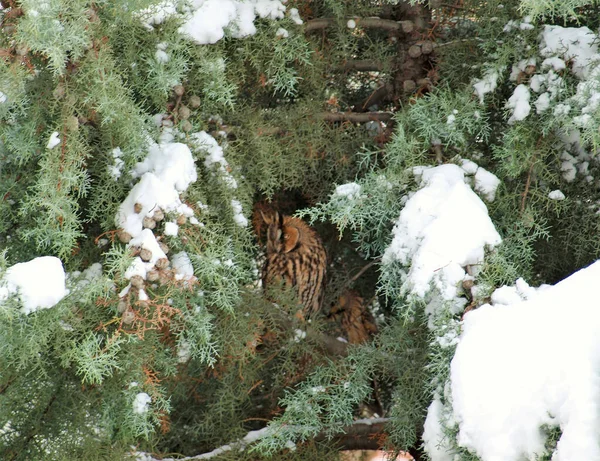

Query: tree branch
[[137, 418, 392, 460], [319, 112, 394, 123], [305, 17, 414, 34], [339, 60, 386, 72]]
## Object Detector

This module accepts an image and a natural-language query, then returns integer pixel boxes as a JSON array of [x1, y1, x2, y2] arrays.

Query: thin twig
[[521, 143, 540, 212], [348, 258, 382, 286]]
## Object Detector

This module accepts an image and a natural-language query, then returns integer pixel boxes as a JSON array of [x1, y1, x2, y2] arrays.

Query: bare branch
[[340, 60, 385, 72], [319, 112, 394, 123], [136, 418, 392, 460], [305, 17, 414, 34]]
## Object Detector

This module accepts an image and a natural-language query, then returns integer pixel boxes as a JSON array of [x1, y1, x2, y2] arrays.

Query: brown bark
[[305, 17, 414, 34]]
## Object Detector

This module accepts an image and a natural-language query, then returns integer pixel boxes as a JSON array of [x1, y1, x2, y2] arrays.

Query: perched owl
[[261, 211, 327, 317]]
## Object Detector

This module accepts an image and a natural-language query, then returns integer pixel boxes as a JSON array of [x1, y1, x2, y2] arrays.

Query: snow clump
[[132, 393, 152, 414], [448, 260, 600, 461], [0, 256, 69, 314], [382, 164, 501, 305], [139, 0, 287, 45]]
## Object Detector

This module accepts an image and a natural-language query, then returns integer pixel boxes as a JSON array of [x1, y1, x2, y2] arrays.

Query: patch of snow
[[172, 252, 194, 281], [548, 189, 565, 200], [383, 164, 501, 306], [451, 260, 600, 461], [540, 25, 600, 79], [132, 392, 151, 414], [473, 70, 499, 104], [231, 199, 248, 227], [46, 131, 61, 149], [334, 182, 362, 200], [164, 221, 179, 236], [116, 141, 197, 238], [0, 257, 68, 315], [423, 398, 453, 461], [506, 84, 531, 123]]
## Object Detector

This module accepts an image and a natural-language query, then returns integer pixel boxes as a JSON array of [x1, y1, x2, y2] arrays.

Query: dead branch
[[340, 60, 386, 72], [305, 17, 414, 34], [137, 418, 392, 460], [320, 112, 394, 123]]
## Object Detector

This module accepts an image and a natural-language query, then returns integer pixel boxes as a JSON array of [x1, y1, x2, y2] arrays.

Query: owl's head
[[261, 211, 301, 255]]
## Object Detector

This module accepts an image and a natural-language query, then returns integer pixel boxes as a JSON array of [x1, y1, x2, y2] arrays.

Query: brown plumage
[[261, 211, 327, 317]]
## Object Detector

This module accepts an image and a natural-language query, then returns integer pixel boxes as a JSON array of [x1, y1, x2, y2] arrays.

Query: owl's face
[[264, 212, 300, 255]]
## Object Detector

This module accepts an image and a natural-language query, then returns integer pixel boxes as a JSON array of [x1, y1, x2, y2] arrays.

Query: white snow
[[136, 0, 177, 29], [540, 25, 600, 79], [276, 27, 289, 38], [473, 167, 501, 202], [347, 19, 356, 29], [383, 164, 501, 303], [451, 260, 600, 461], [178, 0, 286, 45], [108, 147, 124, 180], [164, 221, 179, 236], [534, 92, 550, 113], [155, 42, 169, 63], [171, 252, 194, 281], [334, 182, 362, 200], [0, 256, 69, 315], [473, 70, 499, 104], [132, 392, 151, 414], [542, 56, 566, 72], [423, 398, 453, 461], [293, 329, 306, 342], [506, 84, 531, 123], [46, 131, 61, 149], [193, 131, 238, 189], [548, 189, 565, 200], [0, 91, 6, 104], [289, 8, 303, 25], [116, 141, 197, 238], [231, 199, 248, 227]]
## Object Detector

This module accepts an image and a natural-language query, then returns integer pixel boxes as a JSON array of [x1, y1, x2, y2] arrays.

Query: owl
[[261, 211, 327, 317]]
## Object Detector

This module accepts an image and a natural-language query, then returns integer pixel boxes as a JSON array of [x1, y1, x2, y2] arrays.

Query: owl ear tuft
[[283, 226, 299, 253], [260, 209, 272, 225]]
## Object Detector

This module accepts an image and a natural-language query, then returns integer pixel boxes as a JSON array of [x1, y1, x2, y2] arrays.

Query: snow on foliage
[[473, 70, 499, 104], [0, 256, 68, 314], [382, 164, 501, 304], [334, 182, 362, 200], [507, 84, 531, 123], [116, 141, 197, 239], [171, 252, 194, 281], [133, 392, 152, 414], [449, 260, 600, 461], [138, 0, 288, 45], [116, 139, 197, 283], [540, 26, 599, 79], [193, 130, 238, 189]]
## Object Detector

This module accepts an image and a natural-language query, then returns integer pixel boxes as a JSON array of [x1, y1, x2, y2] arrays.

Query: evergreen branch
[[271, 307, 349, 356], [320, 112, 394, 123], [138, 418, 391, 460], [11, 394, 57, 461], [305, 17, 414, 34]]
